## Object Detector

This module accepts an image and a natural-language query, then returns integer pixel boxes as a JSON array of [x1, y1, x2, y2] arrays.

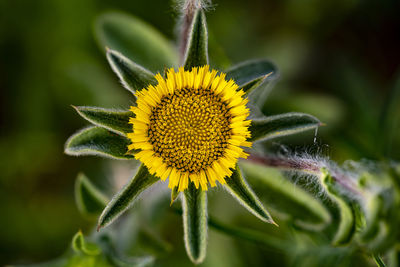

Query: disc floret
[[127, 66, 251, 191]]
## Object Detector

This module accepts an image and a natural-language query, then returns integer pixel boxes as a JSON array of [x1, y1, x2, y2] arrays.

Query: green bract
[[75, 173, 109, 217], [64, 4, 322, 265], [97, 165, 159, 230]]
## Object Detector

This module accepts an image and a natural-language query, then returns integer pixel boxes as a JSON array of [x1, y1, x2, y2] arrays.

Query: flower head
[[127, 66, 252, 191], [65, 6, 321, 265]]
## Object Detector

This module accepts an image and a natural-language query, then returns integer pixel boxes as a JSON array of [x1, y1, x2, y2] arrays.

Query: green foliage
[[183, 10, 209, 70], [241, 161, 331, 230], [75, 173, 108, 217], [73, 106, 133, 136], [106, 49, 157, 95], [56, 253, 111, 267], [16, 1, 398, 266], [249, 112, 321, 142], [97, 165, 159, 230], [224, 165, 275, 224], [65, 127, 133, 159], [72, 231, 101, 256], [170, 186, 180, 205], [11, 231, 155, 267], [321, 168, 356, 245], [373, 255, 387, 267], [95, 12, 178, 72], [360, 194, 383, 243], [182, 183, 208, 264], [226, 59, 279, 95]]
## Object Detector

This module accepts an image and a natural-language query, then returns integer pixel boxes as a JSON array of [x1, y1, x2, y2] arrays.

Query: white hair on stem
[[174, 0, 214, 62], [247, 148, 379, 208]]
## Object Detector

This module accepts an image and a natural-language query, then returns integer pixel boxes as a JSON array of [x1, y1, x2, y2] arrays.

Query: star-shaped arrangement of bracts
[[65, 5, 321, 264]]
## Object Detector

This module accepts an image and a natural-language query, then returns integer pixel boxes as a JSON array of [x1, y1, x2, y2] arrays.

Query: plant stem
[[248, 154, 320, 174], [248, 154, 364, 198], [179, 0, 200, 63]]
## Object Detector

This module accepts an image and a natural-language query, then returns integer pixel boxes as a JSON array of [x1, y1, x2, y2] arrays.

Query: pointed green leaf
[[330, 199, 354, 245], [321, 168, 356, 245], [65, 126, 133, 159], [224, 165, 275, 224], [182, 182, 207, 264], [106, 49, 157, 94], [355, 170, 400, 252], [373, 254, 387, 267], [238, 75, 267, 94], [360, 194, 383, 242], [357, 169, 400, 252], [75, 173, 109, 216], [241, 161, 331, 230], [249, 112, 321, 142], [95, 12, 178, 72], [72, 231, 101, 256], [98, 165, 159, 230], [170, 187, 180, 206], [226, 59, 278, 95], [183, 10, 208, 70], [73, 106, 133, 136]]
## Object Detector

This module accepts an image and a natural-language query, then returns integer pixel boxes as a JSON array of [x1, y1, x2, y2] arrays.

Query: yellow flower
[[127, 65, 252, 191]]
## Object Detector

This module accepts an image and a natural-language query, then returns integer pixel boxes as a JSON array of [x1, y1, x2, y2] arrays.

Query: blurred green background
[[1, 0, 399, 265]]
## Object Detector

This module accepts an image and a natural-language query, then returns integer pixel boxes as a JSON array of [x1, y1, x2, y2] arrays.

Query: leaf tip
[[170, 188, 180, 206], [270, 220, 279, 227], [191, 256, 206, 265], [106, 47, 117, 58], [76, 171, 84, 180], [259, 213, 277, 226], [71, 105, 85, 117], [263, 72, 273, 81]]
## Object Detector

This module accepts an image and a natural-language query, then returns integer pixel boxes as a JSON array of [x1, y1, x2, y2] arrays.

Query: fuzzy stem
[[248, 154, 320, 174], [179, 0, 200, 63], [248, 154, 364, 198]]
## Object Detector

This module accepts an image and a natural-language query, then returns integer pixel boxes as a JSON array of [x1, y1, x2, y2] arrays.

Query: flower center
[[128, 66, 252, 191], [148, 87, 232, 174]]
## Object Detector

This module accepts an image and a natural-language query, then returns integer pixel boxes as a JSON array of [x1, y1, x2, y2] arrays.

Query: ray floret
[[127, 66, 252, 191]]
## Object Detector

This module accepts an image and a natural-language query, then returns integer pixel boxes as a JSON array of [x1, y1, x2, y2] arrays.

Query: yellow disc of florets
[[127, 66, 252, 191]]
